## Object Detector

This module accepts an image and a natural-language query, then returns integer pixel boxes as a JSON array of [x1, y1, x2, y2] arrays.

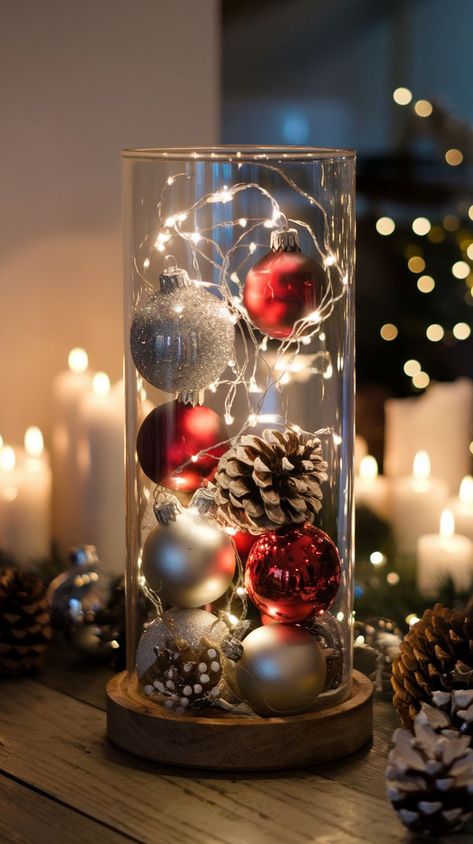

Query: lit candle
[[355, 455, 390, 520], [417, 509, 473, 597], [78, 374, 125, 581], [450, 476, 473, 542], [391, 451, 448, 554], [354, 435, 368, 474], [52, 348, 93, 557], [0, 428, 52, 567]]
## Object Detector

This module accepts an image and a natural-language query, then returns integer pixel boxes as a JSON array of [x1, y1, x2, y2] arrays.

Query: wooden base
[[106, 670, 373, 771]]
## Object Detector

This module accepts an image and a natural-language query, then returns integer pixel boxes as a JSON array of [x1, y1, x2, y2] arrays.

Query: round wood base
[[106, 669, 373, 771]]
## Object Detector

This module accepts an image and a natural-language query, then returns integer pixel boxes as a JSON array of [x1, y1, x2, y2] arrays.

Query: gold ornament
[[214, 428, 327, 534], [141, 508, 236, 607], [236, 623, 327, 716]]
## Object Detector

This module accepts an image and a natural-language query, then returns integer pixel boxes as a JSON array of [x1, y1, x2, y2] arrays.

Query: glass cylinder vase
[[108, 146, 366, 769]]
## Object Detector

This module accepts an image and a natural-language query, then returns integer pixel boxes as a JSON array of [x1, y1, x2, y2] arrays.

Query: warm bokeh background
[[0, 0, 220, 442]]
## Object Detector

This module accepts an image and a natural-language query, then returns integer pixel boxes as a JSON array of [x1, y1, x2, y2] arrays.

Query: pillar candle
[[417, 509, 473, 598], [385, 378, 473, 494], [450, 476, 473, 542], [78, 373, 125, 581], [355, 455, 390, 520], [0, 428, 52, 567], [52, 348, 93, 557], [391, 451, 448, 555]]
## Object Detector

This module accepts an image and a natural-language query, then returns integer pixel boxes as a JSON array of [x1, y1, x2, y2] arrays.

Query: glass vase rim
[[122, 145, 356, 162]]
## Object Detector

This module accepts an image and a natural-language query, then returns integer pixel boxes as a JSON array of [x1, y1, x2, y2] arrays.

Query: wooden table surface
[[0, 648, 471, 844]]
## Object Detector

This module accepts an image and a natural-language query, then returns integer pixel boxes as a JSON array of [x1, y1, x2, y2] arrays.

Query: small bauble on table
[[107, 146, 371, 770]]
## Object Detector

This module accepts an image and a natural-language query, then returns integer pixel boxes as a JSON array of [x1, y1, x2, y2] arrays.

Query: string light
[[387, 572, 400, 585], [414, 99, 433, 117], [403, 359, 421, 377], [426, 324, 444, 342], [469, 206, 473, 222], [24, 427, 44, 458], [407, 256, 426, 273], [68, 348, 88, 374], [375, 217, 395, 236], [443, 215, 459, 231], [380, 323, 398, 341], [0, 446, 15, 472], [412, 217, 431, 236], [417, 275, 435, 293], [393, 87, 412, 105], [445, 148, 463, 166], [467, 244, 473, 260], [405, 613, 421, 627], [452, 261, 470, 279], [369, 551, 386, 567], [453, 322, 471, 340], [412, 371, 430, 389]]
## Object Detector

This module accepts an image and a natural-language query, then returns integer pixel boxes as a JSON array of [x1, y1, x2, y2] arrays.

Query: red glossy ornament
[[233, 531, 257, 562], [245, 524, 341, 623], [243, 229, 326, 339], [137, 402, 227, 492]]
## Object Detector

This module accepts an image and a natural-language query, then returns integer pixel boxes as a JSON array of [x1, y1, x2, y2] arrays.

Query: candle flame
[[24, 426, 44, 458], [92, 372, 111, 397], [459, 475, 473, 505], [440, 508, 455, 539], [360, 455, 378, 480], [68, 348, 88, 374], [413, 450, 430, 482], [0, 446, 16, 472]]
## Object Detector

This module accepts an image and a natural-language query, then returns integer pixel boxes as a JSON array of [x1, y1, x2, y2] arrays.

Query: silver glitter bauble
[[236, 623, 327, 716], [130, 266, 235, 405], [136, 607, 228, 677], [141, 508, 236, 607]]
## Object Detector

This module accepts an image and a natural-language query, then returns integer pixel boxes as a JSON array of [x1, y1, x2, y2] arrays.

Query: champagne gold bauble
[[236, 623, 327, 716], [141, 509, 236, 607]]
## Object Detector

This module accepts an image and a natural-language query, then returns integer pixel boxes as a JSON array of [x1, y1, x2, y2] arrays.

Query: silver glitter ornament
[[130, 263, 235, 405], [141, 508, 236, 607], [236, 623, 327, 716], [136, 607, 228, 677]]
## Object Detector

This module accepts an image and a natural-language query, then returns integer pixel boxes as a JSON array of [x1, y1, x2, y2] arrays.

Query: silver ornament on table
[[130, 257, 236, 406], [136, 607, 234, 713], [235, 623, 327, 716], [47, 545, 104, 632], [354, 617, 403, 696], [141, 502, 236, 608]]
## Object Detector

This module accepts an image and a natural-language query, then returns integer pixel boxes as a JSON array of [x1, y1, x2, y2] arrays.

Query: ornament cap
[[159, 257, 191, 293], [270, 228, 301, 253]]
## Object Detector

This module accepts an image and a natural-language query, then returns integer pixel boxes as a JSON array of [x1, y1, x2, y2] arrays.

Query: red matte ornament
[[137, 402, 227, 492], [245, 524, 341, 623], [243, 229, 326, 339]]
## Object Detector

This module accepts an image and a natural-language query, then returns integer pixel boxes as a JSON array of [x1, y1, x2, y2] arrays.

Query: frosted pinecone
[[386, 702, 473, 835], [213, 428, 327, 535]]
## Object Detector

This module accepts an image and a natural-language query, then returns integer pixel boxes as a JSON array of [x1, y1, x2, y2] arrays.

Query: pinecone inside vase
[[214, 428, 328, 534], [140, 635, 223, 714], [392, 604, 473, 728], [386, 703, 473, 835], [0, 567, 53, 677]]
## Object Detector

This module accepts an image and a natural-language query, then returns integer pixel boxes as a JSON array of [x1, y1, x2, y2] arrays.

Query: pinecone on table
[[0, 567, 52, 677], [392, 604, 473, 728], [214, 428, 327, 534], [386, 703, 473, 835]]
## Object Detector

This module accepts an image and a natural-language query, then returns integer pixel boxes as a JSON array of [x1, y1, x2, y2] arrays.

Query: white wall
[[0, 0, 220, 442]]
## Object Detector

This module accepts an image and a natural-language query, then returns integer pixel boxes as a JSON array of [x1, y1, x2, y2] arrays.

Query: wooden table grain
[[0, 649, 470, 844]]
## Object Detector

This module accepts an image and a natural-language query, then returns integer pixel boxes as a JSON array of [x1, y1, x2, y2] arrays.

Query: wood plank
[[0, 679, 408, 844], [0, 773, 134, 844]]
